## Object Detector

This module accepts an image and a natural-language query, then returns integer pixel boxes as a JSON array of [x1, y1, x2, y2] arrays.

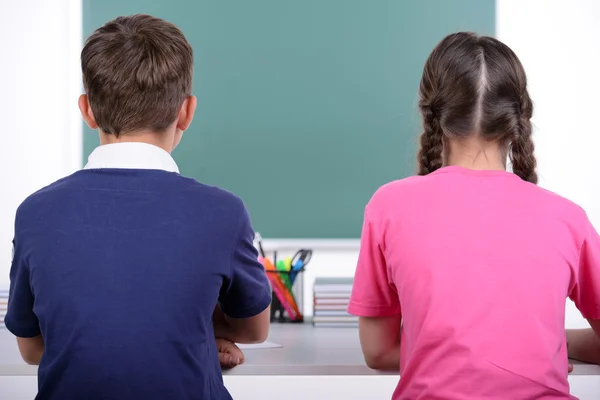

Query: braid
[[416, 33, 537, 182], [417, 105, 444, 175], [510, 93, 538, 184]]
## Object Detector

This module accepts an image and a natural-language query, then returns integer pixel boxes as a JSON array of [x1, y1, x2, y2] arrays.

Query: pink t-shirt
[[348, 166, 600, 400]]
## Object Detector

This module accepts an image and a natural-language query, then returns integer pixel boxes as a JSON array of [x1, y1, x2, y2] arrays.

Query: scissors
[[290, 249, 312, 284], [291, 249, 312, 269]]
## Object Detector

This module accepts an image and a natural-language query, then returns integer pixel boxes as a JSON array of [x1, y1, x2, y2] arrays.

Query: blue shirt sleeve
[[219, 202, 272, 319], [5, 237, 41, 338]]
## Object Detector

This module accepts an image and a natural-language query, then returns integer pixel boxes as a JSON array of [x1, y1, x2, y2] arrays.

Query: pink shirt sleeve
[[570, 219, 600, 319], [347, 208, 401, 317]]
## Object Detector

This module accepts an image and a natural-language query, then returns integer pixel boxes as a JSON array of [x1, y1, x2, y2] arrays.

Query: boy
[[5, 14, 271, 400]]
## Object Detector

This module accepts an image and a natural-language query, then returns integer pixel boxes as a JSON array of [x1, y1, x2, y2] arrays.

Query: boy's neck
[[99, 130, 176, 153]]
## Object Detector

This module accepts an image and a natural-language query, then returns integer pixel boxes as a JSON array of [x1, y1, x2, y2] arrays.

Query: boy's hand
[[216, 338, 245, 369]]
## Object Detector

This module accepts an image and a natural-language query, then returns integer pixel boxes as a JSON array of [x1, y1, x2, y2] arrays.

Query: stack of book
[[312, 277, 357, 327], [0, 289, 8, 329]]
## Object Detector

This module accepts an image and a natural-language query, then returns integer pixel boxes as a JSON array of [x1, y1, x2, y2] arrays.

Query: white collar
[[84, 142, 179, 173]]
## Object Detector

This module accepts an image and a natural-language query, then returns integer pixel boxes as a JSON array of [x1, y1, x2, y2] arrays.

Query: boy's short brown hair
[[81, 14, 193, 136]]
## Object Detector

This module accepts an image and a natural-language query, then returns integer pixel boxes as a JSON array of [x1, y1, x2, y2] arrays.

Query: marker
[[276, 259, 292, 289], [284, 257, 292, 271], [290, 260, 303, 285]]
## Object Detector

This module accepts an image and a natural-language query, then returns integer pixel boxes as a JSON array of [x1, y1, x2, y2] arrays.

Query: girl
[[348, 32, 600, 399]]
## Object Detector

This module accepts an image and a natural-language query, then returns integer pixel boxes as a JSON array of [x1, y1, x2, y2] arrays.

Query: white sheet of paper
[[236, 341, 282, 350]]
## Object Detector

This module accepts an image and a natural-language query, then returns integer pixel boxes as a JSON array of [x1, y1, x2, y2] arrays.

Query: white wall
[[0, 0, 82, 286], [497, 0, 600, 224]]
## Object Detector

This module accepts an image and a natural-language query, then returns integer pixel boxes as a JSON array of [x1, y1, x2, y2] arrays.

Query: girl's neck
[[445, 137, 506, 171]]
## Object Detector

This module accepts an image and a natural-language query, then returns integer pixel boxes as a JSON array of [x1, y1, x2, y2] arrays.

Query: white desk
[[1, 324, 600, 399]]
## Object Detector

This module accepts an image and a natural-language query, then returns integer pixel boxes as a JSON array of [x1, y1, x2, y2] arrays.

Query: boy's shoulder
[[16, 170, 246, 224], [175, 174, 246, 211], [16, 172, 81, 217]]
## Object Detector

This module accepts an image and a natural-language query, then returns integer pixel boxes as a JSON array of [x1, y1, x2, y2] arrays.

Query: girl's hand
[[568, 340, 573, 373]]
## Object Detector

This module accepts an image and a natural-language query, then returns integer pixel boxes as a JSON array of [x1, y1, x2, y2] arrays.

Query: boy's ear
[[176, 96, 197, 132], [78, 94, 98, 130]]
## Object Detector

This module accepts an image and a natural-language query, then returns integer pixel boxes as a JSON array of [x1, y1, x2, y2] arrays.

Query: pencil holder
[[267, 269, 304, 323]]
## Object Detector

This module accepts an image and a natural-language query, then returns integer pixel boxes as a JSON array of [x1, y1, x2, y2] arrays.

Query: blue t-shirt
[[5, 169, 272, 400]]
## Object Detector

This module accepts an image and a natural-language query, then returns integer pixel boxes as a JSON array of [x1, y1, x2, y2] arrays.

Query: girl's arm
[[358, 315, 402, 370], [567, 216, 600, 365], [349, 206, 402, 371], [567, 321, 600, 365]]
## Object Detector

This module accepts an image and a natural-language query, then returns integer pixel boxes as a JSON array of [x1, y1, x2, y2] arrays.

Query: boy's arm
[[16, 336, 44, 365], [567, 321, 600, 365], [5, 234, 43, 365], [216, 201, 271, 344], [213, 303, 270, 344]]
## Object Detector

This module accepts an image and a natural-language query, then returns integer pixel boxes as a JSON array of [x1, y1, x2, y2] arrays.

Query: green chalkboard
[[83, 0, 495, 238]]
